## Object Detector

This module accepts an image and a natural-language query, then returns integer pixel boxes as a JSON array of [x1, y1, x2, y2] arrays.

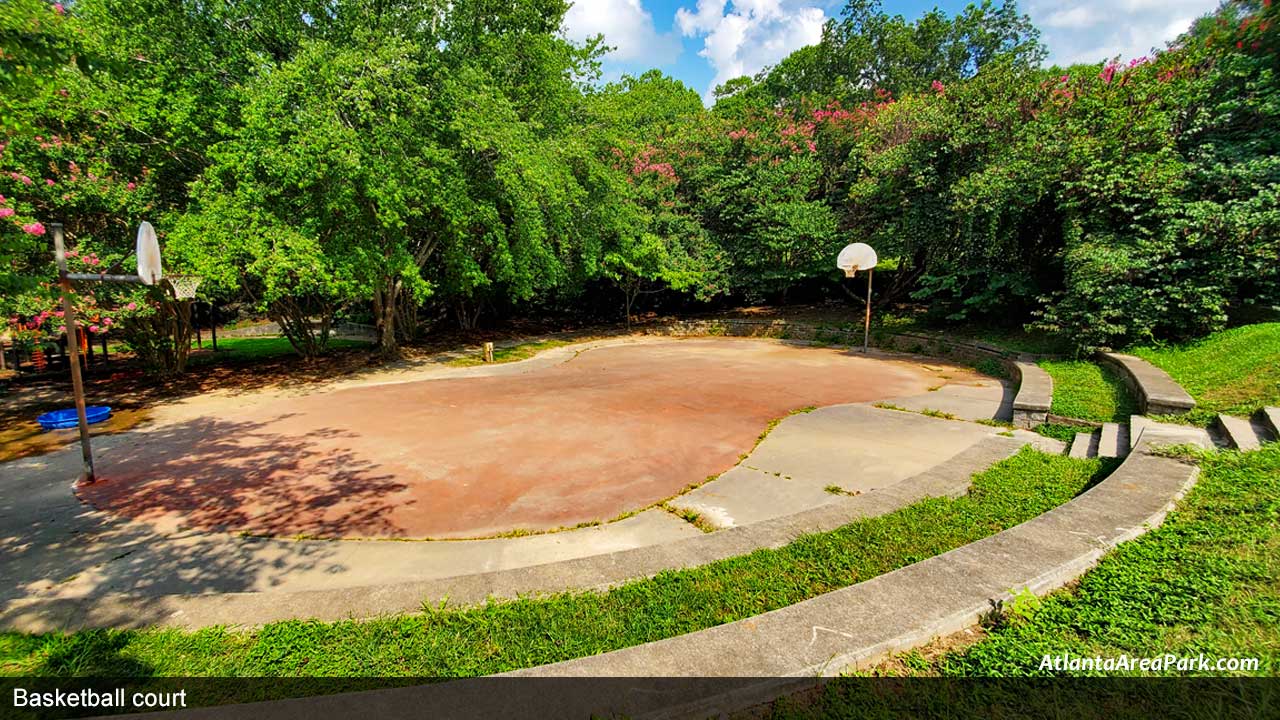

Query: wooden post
[[864, 268, 873, 354], [53, 223, 95, 484], [483, 342, 494, 363]]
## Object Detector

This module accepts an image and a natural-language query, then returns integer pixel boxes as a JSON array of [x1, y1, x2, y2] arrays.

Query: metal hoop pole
[[53, 223, 95, 484], [864, 268, 873, 354]]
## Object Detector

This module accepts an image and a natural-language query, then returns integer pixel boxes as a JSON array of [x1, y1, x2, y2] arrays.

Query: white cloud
[[563, 0, 682, 66], [1027, 0, 1220, 67], [675, 0, 827, 103]]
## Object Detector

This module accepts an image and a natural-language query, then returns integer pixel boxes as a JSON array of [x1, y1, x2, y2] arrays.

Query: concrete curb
[[1011, 359, 1053, 429], [502, 436, 1196, 686], [0, 437, 1026, 632], [1097, 352, 1196, 415], [126, 438, 1200, 720]]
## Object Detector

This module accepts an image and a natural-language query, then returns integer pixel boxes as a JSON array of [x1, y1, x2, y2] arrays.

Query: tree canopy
[[2, 0, 1277, 360]]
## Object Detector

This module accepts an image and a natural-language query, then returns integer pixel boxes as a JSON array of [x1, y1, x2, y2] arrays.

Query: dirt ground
[[68, 337, 960, 539]]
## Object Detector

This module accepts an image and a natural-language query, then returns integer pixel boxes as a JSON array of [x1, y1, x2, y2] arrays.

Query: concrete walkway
[[0, 338, 1036, 631]]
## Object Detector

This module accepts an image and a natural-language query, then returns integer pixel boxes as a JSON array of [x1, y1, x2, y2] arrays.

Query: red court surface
[[79, 339, 939, 539]]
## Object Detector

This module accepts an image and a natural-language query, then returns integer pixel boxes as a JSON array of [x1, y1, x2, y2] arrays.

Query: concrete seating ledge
[[1011, 358, 1053, 429], [1097, 351, 1196, 415], [501, 436, 1198, 708], [178, 434, 1200, 720]]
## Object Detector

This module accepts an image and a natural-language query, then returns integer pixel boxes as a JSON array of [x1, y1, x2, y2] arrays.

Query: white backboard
[[837, 243, 878, 273], [136, 221, 162, 285]]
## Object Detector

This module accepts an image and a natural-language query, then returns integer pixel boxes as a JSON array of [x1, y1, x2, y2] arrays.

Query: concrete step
[[1129, 415, 1152, 451], [1069, 431, 1098, 459], [1259, 407, 1280, 441], [1130, 414, 1215, 451], [1097, 422, 1129, 459], [1216, 414, 1265, 451]]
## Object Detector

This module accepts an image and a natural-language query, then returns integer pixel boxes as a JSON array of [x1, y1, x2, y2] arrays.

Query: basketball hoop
[[165, 275, 202, 300], [836, 243, 879, 354]]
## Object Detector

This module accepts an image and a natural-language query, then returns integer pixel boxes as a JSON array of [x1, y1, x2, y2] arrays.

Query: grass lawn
[[1038, 359, 1138, 423], [1129, 323, 1280, 420], [1, 448, 1112, 679], [186, 336, 372, 365], [855, 442, 1280, 679], [444, 338, 577, 367]]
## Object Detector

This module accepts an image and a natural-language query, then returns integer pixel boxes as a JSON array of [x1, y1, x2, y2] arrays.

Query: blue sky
[[562, 0, 1221, 103]]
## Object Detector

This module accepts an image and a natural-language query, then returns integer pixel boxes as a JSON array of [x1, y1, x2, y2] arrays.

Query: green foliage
[[941, 443, 1280, 677], [1039, 360, 1138, 423], [1, 448, 1108, 678], [1130, 322, 1280, 417], [3, 0, 1277, 367]]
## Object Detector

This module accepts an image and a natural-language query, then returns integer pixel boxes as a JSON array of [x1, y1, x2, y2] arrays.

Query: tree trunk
[[374, 278, 401, 358]]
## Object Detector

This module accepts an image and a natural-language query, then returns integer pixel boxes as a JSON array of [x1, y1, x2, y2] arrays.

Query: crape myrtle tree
[[588, 71, 727, 323]]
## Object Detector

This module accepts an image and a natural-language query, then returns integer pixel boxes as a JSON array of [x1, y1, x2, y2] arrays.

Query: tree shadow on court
[[0, 415, 413, 628], [78, 415, 412, 540]]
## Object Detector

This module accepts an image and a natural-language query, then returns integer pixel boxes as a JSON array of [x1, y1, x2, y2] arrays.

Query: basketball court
[[74, 338, 961, 539]]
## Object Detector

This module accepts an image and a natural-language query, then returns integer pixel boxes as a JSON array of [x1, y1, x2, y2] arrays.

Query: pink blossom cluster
[[630, 147, 679, 182], [810, 99, 890, 125]]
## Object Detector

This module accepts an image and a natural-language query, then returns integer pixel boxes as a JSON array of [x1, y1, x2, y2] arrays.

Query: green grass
[[186, 336, 371, 365], [1039, 359, 1137, 423], [876, 442, 1280, 678], [755, 445, 1279, 718], [1034, 423, 1088, 443], [444, 338, 576, 367], [1, 448, 1112, 679], [1130, 323, 1280, 421]]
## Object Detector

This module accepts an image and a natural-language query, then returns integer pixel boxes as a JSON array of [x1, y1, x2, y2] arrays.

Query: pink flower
[[0, 208, 13, 218], [1060, 75, 1070, 83], [931, 80, 945, 93], [1100, 62, 1118, 84], [104, 317, 113, 326], [126, 302, 138, 311], [89, 325, 100, 333], [20, 175, 32, 186], [126, 182, 137, 190], [45, 178, 55, 186], [53, 3, 65, 15], [55, 310, 64, 318], [22, 222, 45, 235]]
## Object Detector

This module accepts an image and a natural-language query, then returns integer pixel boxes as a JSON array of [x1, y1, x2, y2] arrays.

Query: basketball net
[[165, 275, 203, 300]]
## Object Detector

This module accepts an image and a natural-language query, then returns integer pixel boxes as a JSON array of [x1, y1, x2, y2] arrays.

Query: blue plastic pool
[[37, 406, 111, 431]]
